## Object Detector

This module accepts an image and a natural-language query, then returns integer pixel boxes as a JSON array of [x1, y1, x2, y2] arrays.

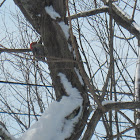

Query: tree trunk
[[12, 0, 140, 139], [13, 0, 90, 139], [135, 40, 140, 139]]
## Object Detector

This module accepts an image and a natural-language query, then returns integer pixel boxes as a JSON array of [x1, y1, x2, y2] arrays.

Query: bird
[[30, 42, 45, 61]]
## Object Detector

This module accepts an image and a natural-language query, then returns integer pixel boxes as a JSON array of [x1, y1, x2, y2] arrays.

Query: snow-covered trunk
[[40, 7, 90, 140], [14, 0, 90, 139], [135, 44, 140, 139]]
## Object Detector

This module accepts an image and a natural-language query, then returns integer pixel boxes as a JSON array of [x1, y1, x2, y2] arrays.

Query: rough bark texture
[[135, 43, 140, 140], [13, 0, 90, 139]]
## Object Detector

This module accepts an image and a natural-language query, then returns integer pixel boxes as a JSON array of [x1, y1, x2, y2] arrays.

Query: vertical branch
[[66, 0, 105, 111], [108, 0, 114, 139], [26, 65, 31, 128], [34, 62, 44, 113], [132, 0, 137, 20], [27, 85, 31, 128], [72, 0, 93, 86], [135, 40, 140, 139]]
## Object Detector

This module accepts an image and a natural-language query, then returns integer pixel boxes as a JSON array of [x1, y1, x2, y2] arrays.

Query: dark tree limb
[[70, 1, 140, 39], [13, 0, 90, 140], [0, 49, 31, 53], [82, 102, 140, 140], [70, 6, 109, 19], [0, 0, 6, 7], [102, 1, 140, 39]]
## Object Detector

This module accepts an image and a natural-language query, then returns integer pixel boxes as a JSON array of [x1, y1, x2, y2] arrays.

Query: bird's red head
[[30, 42, 37, 50]]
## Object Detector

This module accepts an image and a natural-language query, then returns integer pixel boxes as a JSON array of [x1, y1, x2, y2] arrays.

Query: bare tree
[[0, 0, 140, 139]]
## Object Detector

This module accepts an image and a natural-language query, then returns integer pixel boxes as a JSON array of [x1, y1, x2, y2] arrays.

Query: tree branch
[[0, 49, 31, 53], [0, 0, 6, 7], [70, 1, 140, 39], [103, 1, 140, 39], [70, 6, 109, 19], [82, 102, 140, 140], [105, 102, 140, 110]]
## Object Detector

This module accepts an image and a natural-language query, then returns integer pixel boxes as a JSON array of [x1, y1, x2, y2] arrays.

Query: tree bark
[[12, 0, 140, 139], [135, 41, 140, 139], [13, 0, 90, 139]]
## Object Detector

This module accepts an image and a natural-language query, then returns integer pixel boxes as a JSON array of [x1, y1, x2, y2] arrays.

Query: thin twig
[[69, 6, 109, 20], [132, 0, 137, 20], [0, 0, 6, 7], [66, 0, 105, 111]]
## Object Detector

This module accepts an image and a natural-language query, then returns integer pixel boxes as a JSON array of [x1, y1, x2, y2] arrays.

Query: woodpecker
[[30, 42, 45, 61]]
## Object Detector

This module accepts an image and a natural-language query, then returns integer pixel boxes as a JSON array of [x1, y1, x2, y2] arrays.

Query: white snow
[[135, 47, 140, 123], [58, 73, 83, 101], [59, 22, 69, 40], [45, 6, 61, 20], [132, 22, 140, 33], [19, 73, 83, 140], [0, 126, 15, 140], [135, 47, 140, 101], [45, 6, 70, 40], [113, 3, 131, 20], [136, 118, 140, 125], [74, 68, 84, 85], [68, 43, 72, 52], [37, 14, 41, 17], [102, 100, 116, 105], [68, 44, 76, 59], [101, 5, 109, 8]]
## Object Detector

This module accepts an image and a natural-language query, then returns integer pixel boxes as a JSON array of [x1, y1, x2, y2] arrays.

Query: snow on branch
[[70, 1, 140, 39], [19, 73, 83, 140], [135, 47, 140, 102], [58, 22, 69, 40], [0, 125, 15, 140], [103, 1, 140, 39], [45, 5, 61, 20], [112, 3, 140, 33], [104, 102, 140, 110], [70, 6, 109, 19], [74, 68, 84, 85], [135, 47, 140, 126], [132, 22, 140, 33], [102, 100, 116, 105], [112, 3, 131, 22]]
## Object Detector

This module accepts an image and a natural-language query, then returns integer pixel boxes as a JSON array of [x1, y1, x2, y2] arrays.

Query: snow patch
[[74, 68, 84, 85], [37, 14, 41, 17], [135, 47, 140, 126], [45, 6, 60, 20], [102, 100, 116, 106], [59, 22, 69, 40], [19, 73, 83, 140], [135, 47, 140, 102], [66, 43, 77, 59], [0, 126, 15, 140], [58, 73, 83, 99], [102, 5, 109, 8], [136, 118, 140, 125], [132, 22, 140, 33], [68, 44, 72, 52], [113, 3, 131, 20]]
